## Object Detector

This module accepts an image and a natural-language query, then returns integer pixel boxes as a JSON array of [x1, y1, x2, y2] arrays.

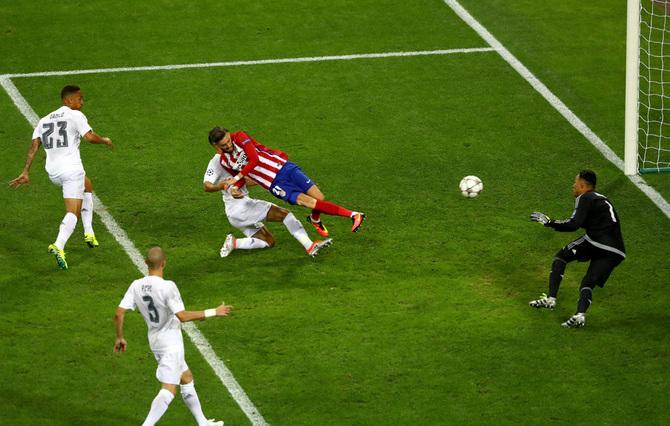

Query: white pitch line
[[444, 0, 670, 220], [0, 76, 268, 426], [1, 48, 495, 78]]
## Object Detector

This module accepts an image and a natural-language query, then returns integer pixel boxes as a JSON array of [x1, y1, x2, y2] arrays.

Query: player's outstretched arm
[[175, 303, 232, 323], [530, 212, 551, 225], [204, 181, 244, 198], [9, 138, 42, 189], [113, 307, 128, 352], [543, 196, 589, 232], [84, 130, 113, 150]]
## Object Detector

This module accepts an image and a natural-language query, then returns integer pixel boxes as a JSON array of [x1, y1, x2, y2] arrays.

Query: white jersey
[[204, 154, 250, 203], [119, 275, 186, 353], [32, 106, 92, 176]]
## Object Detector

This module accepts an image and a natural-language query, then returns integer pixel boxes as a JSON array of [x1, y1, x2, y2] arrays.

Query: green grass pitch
[[1, 1, 669, 424]]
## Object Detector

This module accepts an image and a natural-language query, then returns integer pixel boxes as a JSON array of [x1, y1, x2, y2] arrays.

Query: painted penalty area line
[[0, 47, 495, 78], [444, 0, 670, 220], [0, 76, 268, 426]]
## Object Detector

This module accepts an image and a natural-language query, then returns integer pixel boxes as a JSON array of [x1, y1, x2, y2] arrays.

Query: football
[[459, 175, 483, 198]]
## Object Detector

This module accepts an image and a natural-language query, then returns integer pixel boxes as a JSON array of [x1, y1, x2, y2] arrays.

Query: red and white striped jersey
[[219, 131, 288, 189]]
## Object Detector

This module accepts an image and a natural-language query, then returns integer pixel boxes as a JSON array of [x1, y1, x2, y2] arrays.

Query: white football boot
[[561, 313, 586, 328], [529, 293, 556, 309], [306, 238, 333, 257], [219, 234, 235, 258]]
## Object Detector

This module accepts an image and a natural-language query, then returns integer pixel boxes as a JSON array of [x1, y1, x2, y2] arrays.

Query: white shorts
[[225, 198, 273, 237], [48, 169, 85, 200], [153, 350, 189, 385]]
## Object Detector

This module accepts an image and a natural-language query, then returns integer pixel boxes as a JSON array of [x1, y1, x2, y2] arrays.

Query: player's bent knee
[[268, 205, 289, 221], [296, 193, 317, 209], [180, 369, 193, 385]]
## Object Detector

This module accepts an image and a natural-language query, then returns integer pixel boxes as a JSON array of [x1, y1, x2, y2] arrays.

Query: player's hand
[[215, 303, 232, 317], [9, 172, 29, 189], [102, 137, 114, 150], [530, 212, 551, 225], [114, 338, 127, 352], [229, 186, 244, 199]]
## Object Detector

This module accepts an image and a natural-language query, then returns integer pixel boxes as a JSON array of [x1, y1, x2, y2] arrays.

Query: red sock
[[311, 209, 321, 222], [314, 200, 352, 218]]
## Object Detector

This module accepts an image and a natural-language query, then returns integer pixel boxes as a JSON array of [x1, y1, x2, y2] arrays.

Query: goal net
[[627, 0, 670, 174]]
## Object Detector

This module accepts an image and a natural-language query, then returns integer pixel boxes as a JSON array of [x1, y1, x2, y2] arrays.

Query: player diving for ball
[[114, 247, 229, 426], [9, 85, 114, 270], [204, 149, 333, 257], [207, 127, 365, 238], [529, 170, 626, 328]]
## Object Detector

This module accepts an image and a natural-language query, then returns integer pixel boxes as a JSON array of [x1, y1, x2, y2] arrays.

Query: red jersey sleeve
[[232, 131, 260, 188]]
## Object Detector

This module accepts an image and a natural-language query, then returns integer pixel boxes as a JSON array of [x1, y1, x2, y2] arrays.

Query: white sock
[[181, 381, 208, 426], [282, 212, 313, 250], [235, 237, 269, 250], [142, 388, 174, 426], [55, 212, 78, 250], [81, 192, 94, 235]]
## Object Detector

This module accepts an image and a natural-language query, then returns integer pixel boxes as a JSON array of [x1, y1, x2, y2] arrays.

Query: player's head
[[572, 169, 596, 197], [145, 246, 166, 271], [208, 127, 233, 153], [61, 85, 83, 110]]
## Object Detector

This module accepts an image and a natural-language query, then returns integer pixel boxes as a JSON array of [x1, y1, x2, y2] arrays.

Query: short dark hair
[[208, 127, 229, 144], [579, 169, 597, 187], [60, 85, 81, 100]]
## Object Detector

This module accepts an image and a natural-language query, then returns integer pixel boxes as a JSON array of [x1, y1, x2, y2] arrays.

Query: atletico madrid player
[[207, 127, 365, 236]]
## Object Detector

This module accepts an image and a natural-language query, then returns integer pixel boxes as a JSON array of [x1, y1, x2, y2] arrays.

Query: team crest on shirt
[[232, 152, 247, 171]]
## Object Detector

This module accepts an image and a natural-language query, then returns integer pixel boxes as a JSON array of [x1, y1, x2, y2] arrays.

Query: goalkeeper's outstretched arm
[[531, 196, 589, 232], [547, 195, 590, 232]]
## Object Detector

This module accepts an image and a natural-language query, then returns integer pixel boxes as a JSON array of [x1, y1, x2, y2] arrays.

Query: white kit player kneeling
[[203, 152, 332, 258], [114, 247, 230, 426]]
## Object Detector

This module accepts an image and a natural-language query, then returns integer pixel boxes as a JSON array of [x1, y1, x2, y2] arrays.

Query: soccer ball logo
[[459, 175, 483, 198]]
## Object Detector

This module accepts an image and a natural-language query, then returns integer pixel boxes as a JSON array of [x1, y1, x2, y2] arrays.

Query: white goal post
[[625, 0, 670, 174]]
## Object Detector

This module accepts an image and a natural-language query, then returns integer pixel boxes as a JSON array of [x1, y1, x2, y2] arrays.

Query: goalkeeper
[[528, 170, 626, 328]]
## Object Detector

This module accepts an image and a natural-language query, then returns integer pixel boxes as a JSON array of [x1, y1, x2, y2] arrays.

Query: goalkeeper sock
[[283, 212, 313, 250], [549, 257, 567, 298], [142, 388, 174, 426], [235, 238, 269, 250], [577, 285, 594, 314], [314, 199, 352, 218]]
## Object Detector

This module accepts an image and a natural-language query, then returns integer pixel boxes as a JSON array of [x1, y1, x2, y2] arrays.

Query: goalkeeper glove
[[530, 212, 551, 225]]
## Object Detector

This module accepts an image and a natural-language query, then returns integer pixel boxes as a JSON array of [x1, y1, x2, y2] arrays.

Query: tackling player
[[207, 127, 365, 237], [529, 170, 626, 328], [9, 85, 113, 270], [114, 247, 229, 426], [204, 151, 332, 257]]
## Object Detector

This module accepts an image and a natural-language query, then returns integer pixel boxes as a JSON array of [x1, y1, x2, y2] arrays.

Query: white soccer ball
[[459, 175, 483, 198]]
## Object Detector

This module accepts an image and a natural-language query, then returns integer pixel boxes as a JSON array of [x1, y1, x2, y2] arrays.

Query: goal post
[[626, 0, 670, 175], [625, 0, 641, 176]]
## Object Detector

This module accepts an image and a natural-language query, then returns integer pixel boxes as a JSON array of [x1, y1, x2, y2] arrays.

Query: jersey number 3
[[142, 295, 160, 323], [42, 121, 68, 150]]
